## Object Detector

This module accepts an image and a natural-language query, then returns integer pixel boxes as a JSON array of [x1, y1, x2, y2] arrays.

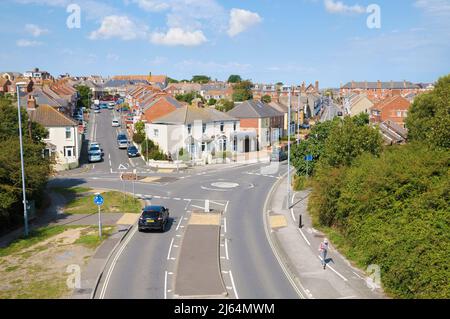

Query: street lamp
[[287, 86, 292, 208], [16, 82, 29, 237]]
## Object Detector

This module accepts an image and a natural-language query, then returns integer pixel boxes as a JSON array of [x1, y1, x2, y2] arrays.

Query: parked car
[[100, 103, 109, 109], [117, 133, 128, 149], [337, 111, 343, 117], [88, 145, 102, 163], [94, 106, 100, 113], [127, 145, 139, 157], [138, 206, 169, 232], [270, 148, 288, 162], [112, 119, 120, 127], [89, 142, 103, 155]]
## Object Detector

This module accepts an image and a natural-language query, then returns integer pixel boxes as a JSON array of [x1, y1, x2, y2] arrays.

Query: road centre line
[[291, 193, 297, 222], [317, 255, 348, 282], [99, 225, 137, 299]]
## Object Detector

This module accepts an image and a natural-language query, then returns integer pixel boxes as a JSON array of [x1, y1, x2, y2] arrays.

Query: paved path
[[267, 175, 385, 299]]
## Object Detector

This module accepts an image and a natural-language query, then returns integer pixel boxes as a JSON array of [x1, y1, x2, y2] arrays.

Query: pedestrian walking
[[319, 239, 329, 269]]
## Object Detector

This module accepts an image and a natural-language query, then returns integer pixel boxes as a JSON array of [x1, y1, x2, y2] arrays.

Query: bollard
[[299, 214, 303, 229]]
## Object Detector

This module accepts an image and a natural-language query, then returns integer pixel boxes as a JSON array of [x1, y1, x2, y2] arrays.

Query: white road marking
[[223, 217, 227, 233], [191, 204, 205, 210], [173, 198, 181, 201], [224, 201, 229, 214], [200, 186, 228, 192], [99, 225, 137, 299], [338, 295, 357, 299], [167, 238, 175, 260], [317, 255, 348, 281], [228, 271, 239, 299], [176, 218, 183, 231], [291, 193, 297, 222], [298, 228, 311, 246], [352, 271, 364, 280], [224, 238, 229, 260], [210, 200, 225, 206], [164, 271, 168, 299]]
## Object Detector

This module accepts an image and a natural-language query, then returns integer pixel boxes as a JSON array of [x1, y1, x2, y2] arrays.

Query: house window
[[396, 111, 402, 117], [153, 129, 159, 137], [201, 142, 206, 152], [64, 146, 73, 157], [65, 127, 72, 139], [233, 122, 237, 131], [202, 123, 207, 133], [220, 122, 224, 132], [187, 124, 192, 134]]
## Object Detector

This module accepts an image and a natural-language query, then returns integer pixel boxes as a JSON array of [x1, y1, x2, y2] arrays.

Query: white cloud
[[25, 24, 49, 37], [227, 8, 262, 37], [106, 53, 120, 61], [324, 0, 365, 14], [130, 0, 170, 12], [89, 15, 147, 40], [16, 39, 43, 47], [415, 0, 450, 16], [150, 28, 207, 46]]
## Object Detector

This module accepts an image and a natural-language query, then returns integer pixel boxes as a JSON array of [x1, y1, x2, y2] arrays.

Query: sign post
[[305, 155, 313, 178], [94, 194, 104, 240]]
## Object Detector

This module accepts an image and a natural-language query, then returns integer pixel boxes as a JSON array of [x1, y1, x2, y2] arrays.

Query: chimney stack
[[351, 80, 355, 89], [27, 95, 37, 110], [301, 81, 306, 93], [315, 81, 319, 92]]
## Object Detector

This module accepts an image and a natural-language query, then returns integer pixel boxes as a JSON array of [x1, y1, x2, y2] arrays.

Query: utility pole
[[297, 88, 301, 145], [16, 83, 29, 237], [287, 86, 292, 208]]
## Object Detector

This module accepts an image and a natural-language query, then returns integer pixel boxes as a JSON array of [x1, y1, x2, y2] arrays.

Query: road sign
[[94, 194, 104, 206], [305, 155, 313, 162]]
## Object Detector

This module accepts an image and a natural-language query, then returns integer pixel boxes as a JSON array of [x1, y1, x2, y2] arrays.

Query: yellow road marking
[[269, 215, 287, 229]]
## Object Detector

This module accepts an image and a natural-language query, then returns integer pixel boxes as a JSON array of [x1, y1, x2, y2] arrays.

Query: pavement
[[265, 175, 386, 299]]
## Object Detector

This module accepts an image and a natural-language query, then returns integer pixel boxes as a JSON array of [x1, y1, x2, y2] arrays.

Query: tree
[[191, 75, 211, 84], [133, 121, 146, 144], [406, 74, 450, 149], [75, 85, 91, 109], [232, 80, 253, 102], [261, 95, 272, 104], [167, 77, 179, 83], [175, 92, 204, 104], [0, 97, 51, 231], [321, 116, 383, 168], [208, 98, 217, 106], [227, 75, 242, 83], [291, 119, 337, 176], [215, 99, 235, 112]]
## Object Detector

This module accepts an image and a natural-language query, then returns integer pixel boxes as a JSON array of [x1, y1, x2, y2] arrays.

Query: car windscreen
[[117, 135, 127, 141], [89, 147, 100, 152], [142, 211, 160, 218]]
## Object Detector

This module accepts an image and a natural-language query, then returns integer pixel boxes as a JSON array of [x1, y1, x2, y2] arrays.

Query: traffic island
[[174, 211, 228, 299]]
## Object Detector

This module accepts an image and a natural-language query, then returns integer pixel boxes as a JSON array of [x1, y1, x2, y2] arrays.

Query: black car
[[138, 206, 169, 232], [127, 145, 139, 157]]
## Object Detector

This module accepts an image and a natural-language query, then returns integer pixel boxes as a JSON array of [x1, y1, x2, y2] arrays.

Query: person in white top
[[319, 239, 329, 270]]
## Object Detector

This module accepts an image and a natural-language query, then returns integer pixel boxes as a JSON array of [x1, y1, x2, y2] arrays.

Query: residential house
[[252, 84, 279, 101], [345, 93, 374, 117], [23, 67, 53, 85], [27, 95, 81, 171], [378, 120, 408, 145], [227, 100, 284, 150], [370, 95, 411, 128], [141, 95, 185, 123], [340, 80, 421, 101], [200, 83, 233, 101], [165, 82, 202, 95], [103, 79, 149, 96], [112, 75, 168, 89], [268, 102, 289, 135], [146, 104, 245, 159]]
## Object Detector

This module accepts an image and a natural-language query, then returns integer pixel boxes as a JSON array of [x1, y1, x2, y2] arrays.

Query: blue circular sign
[[94, 194, 104, 206]]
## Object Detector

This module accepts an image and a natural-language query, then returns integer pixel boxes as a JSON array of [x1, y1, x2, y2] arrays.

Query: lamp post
[[287, 86, 292, 208], [16, 82, 29, 237]]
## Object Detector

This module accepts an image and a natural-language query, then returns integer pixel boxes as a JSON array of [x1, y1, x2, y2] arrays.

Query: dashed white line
[[224, 238, 229, 260], [223, 217, 227, 233], [210, 200, 225, 206], [173, 198, 181, 201]]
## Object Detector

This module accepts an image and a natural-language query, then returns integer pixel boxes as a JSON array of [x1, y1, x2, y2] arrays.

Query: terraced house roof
[[28, 104, 78, 127], [153, 106, 237, 125]]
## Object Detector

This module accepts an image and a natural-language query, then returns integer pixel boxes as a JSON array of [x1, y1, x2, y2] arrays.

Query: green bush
[[309, 143, 450, 298]]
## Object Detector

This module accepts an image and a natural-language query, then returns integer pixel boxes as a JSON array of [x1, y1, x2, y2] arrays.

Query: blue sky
[[1, 0, 449, 87]]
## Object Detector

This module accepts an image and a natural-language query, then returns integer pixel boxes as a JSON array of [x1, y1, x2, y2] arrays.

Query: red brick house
[[370, 96, 411, 128], [141, 96, 184, 123]]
